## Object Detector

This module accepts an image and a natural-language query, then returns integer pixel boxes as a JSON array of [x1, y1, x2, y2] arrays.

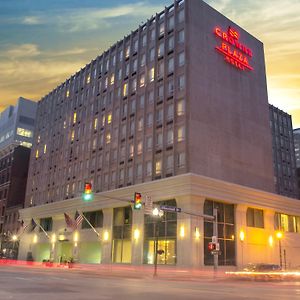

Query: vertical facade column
[[101, 208, 113, 264], [235, 204, 247, 268], [264, 209, 277, 264], [131, 209, 144, 265], [176, 195, 205, 268]]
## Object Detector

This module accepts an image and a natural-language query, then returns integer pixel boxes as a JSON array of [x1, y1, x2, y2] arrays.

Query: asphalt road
[[1, 266, 300, 300]]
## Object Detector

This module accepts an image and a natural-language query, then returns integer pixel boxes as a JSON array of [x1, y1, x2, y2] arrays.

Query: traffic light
[[134, 192, 142, 210], [208, 242, 216, 251], [82, 182, 93, 201]]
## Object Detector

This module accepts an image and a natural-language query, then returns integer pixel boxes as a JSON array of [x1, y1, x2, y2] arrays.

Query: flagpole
[[80, 212, 100, 237], [36, 222, 50, 240], [17, 224, 29, 239]]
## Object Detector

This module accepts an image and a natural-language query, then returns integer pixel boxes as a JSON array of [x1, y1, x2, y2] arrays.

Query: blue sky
[[0, 0, 299, 127]]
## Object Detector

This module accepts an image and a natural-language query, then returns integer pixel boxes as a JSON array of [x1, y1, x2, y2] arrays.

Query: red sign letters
[[214, 26, 253, 71]]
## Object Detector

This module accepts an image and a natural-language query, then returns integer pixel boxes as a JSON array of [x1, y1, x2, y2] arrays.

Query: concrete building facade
[[18, 0, 300, 269], [269, 105, 298, 198]]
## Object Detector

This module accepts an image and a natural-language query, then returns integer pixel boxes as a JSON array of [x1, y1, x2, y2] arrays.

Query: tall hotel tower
[[19, 0, 300, 268]]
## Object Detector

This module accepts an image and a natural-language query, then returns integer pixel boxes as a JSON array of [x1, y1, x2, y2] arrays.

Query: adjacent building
[[269, 105, 298, 198], [18, 0, 300, 269], [0, 97, 37, 258], [0, 97, 37, 150]]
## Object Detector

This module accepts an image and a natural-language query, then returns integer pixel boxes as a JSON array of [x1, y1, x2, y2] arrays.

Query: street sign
[[144, 196, 153, 215], [160, 205, 181, 213], [212, 236, 217, 243]]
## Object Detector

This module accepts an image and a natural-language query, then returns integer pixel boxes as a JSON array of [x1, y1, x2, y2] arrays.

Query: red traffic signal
[[84, 182, 92, 194], [83, 182, 93, 201], [208, 242, 216, 251], [134, 192, 142, 210]]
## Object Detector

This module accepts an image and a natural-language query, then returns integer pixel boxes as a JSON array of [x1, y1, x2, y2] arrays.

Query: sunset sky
[[0, 0, 299, 128]]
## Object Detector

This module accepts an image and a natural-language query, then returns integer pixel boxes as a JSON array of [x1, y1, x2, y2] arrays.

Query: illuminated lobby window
[[112, 206, 132, 263], [144, 199, 177, 265], [275, 213, 300, 233], [246, 208, 264, 228]]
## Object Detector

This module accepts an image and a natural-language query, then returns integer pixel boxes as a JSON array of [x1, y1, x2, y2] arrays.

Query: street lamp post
[[152, 207, 164, 277]]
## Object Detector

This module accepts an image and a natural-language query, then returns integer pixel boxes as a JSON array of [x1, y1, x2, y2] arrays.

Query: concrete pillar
[[101, 208, 113, 263], [176, 195, 205, 268], [131, 209, 144, 265], [235, 204, 247, 268]]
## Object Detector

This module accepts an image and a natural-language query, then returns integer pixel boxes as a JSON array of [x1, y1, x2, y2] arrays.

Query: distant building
[[294, 128, 300, 198], [0, 97, 37, 150], [269, 105, 298, 198], [294, 128, 300, 168], [0, 97, 36, 259]]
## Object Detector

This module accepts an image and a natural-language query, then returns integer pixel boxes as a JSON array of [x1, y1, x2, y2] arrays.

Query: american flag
[[64, 213, 76, 230], [64, 211, 83, 230], [74, 211, 84, 227]]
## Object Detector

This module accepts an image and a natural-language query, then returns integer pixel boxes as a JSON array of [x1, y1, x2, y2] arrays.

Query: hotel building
[[18, 0, 300, 268]]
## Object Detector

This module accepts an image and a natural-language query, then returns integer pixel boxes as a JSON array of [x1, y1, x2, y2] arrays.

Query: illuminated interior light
[[33, 234, 38, 244], [134, 229, 140, 240], [12, 235, 18, 241], [73, 231, 79, 243], [51, 233, 56, 244], [103, 231, 109, 241], [269, 235, 274, 247], [195, 227, 200, 239], [239, 230, 245, 242], [180, 226, 185, 238]]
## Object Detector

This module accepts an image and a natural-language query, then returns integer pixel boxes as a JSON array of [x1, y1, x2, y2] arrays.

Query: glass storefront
[[204, 200, 236, 266], [112, 206, 132, 263], [143, 199, 177, 265]]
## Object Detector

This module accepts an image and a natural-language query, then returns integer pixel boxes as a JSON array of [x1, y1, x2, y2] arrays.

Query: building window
[[110, 74, 115, 85], [275, 213, 300, 233], [147, 113, 153, 127], [16, 127, 33, 138], [40, 217, 53, 232], [177, 100, 185, 116], [150, 48, 155, 61], [146, 161, 152, 176], [138, 117, 143, 131], [168, 36, 174, 50], [107, 113, 112, 124], [112, 206, 132, 263], [166, 155, 173, 172], [123, 83, 128, 97], [158, 42, 164, 57], [178, 29, 185, 44], [137, 141, 143, 155], [246, 208, 264, 228], [149, 67, 155, 82], [144, 199, 177, 265], [178, 75, 185, 91], [204, 200, 235, 266], [82, 210, 103, 229], [167, 129, 173, 145], [178, 52, 185, 67], [168, 57, 174, 73], [177, 152, 185, 168], [140, 74, 145, 87], [178, 9, 184, 23], [73, 112, 77, 124], [155, 159, 162, 175], [140, 54, 146, 67], [177, 126, 185, 142], [168, 16, 174, 30], [146, 136, 153, 150]]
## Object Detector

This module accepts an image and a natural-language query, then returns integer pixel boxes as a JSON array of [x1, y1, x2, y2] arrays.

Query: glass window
[[177, 100, 185, 116], [40, 217, 53, 232], [178, 52, 185, 66], [168, 36, 174, 50], [16, 127, 33, 138], [149, 67, 155, 82], [146, 161, 152, 176], [178, 30, 185, 43], [144, 199, 177, 265], [246, 208, 264, 228], [204, 200, 235, 266], [150, 48, 155, 61], [112, 207, 132, 263], [178, 75, 185, 91], [82, 210, 103, 229], [155, 159, 162, 174], [168, 57, 174, 73], [177, 126, 185, 142]]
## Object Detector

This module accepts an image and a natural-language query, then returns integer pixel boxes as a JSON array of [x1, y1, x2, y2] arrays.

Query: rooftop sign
[[214, 26, 254, 71]]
